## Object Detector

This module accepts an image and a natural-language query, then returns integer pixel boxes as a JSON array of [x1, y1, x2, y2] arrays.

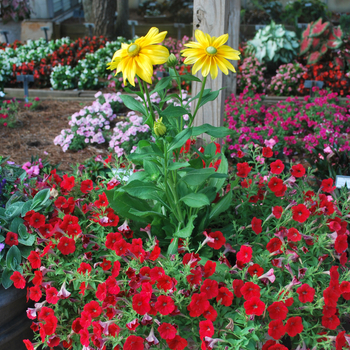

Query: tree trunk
[[115, 0, 131, 39], [82, 0, 95, 23], [92, 0, 117, 40]]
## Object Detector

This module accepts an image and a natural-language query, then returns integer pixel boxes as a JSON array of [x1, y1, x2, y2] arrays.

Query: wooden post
[[191, 0, 240, 141]]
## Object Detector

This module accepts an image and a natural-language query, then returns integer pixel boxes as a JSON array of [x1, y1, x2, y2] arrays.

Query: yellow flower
[[181, 30, 240, 79], [107, 27, 170, 86]]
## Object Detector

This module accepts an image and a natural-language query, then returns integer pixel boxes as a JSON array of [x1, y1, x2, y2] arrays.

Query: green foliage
[[340, 14, 350, 36], [246, 21, 299, 64]]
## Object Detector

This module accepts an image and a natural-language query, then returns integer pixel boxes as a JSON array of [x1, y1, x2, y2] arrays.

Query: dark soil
[[0, 100, 110, 172]]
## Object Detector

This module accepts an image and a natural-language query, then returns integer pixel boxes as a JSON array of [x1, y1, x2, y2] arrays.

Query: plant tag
[[255, 25, 266, 30], [335, 175, 350, 189]]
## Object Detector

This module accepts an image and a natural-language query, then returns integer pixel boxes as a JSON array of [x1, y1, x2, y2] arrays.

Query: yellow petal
[[217, 45, 241, 60], [135, 54, 153, 84], [142, 45, 169, 64], [183, 42, 203, 49], [213, 33, 229, 48], [210, 58, 218, 79], [213, 56, 229, 75], [201, 56, 211, 77], [181, 48, 205, 59], [195, 30, 210, 47], [192, 54, 207, 75]]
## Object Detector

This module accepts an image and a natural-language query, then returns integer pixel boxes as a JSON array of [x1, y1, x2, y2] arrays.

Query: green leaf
[[168, 127, 192, 152], [5, 202, 24, 219], [122, 180, 161, 200], [9, 217, 24, 234], [174, 215, 197, 238], [168, 161, 190, 171], [144, 160, 160, 179], [209, 190, 232, 220], [18, 235, 36, 246], [179, 74, 201, 82], [138, 140, 151, 149], [181, 168, 216, 187], [129, 208, 166, 218], [1, 268, 13, 289], [167, 237, 178, 256], [180, 193, 210, 208], [120, 95, 147, 115], [31, 189, 50, 210], [152, 76, 173, 93], [208, 155, 228, 191], [198, 89, 222, 109], [21, 200, 32, 217], [19, 245, 32, 258], [161, 105, 189, 118], [6, 245, 22, 271], [18, 224, 29, 239], [106, 190, 152, 223], [192, 124, 230, 138], [127, 171, 148, 183]]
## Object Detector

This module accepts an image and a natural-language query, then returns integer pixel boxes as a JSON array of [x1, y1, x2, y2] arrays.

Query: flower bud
[[153, 117, 166, 137], [167, 53, 177, 68]]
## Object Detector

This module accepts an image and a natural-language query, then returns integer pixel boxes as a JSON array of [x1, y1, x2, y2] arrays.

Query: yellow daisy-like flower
[[107, 27, 169, 86], [181, 30, 241, 80]]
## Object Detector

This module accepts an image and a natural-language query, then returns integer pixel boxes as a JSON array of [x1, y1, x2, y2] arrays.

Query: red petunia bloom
[[132, 293, 151, 315], [5, 231, 18, 246], [268, 320, 286, 340], [321, 179, 336, 193], [187, 293, 209, 317], [322, 314, 340, 330], [182, 252, 201, 268], [268, 177, 284, 193], [28, 250, 41, 269], [216, 287, 233, 306], [262, 147, 273, 158], [236, 162, 252, 178], [84, 301, 102, 318], [269, 345, 289, 350], [23, 339, 34, 350], [207, 231, 226, 249], [262, 340, 276, 350], [29, 212, 46, 228], [340, 281, 350, 296], [236, 245, 253, 264], [158, 323, 177, 340], [123, 335, 144, 350], [200, 279, 219, 299], [203, 305, 217, 321], [335, 234, 348, 254], [267, 301, 288, 320], [10, 271, 26, 289], [336, 331, 347, 350], [29, 285, 42, 302], [155, 295, 175, 315], [285, 316, 303, 337], [46, 287, 59, 304], [291, 204, 310, 223], [77, 262, 92, 275], [105, 232, 123, 250], [287, 228, 301, 242], [296, 284, 315, 303], [166, 335, 188, 350], [270, 160, 285, 174], [114, 239, 129, 256], [266, 238, 283, 253], [203, 260, 216, 278], [32, 270, 42, 286], [251, 217, 262, 234], [322, 304, 337, 317], [232, 279, 244, 298], [244, 297, 265, 316], [248, 264, 264, 277], [241, 282, 261, 300], [290, 164, 305, 178], [199, 320, 214, 339], [272, 206, 283, 219], [94, 192, 109, 208], [80, 179, 93, 194], [60, 174, 75, 192], [57, 237, 76, 255]]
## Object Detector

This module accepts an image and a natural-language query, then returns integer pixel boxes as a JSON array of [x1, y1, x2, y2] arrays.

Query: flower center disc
[[206, 46, 217, 55], [128, 44, 140, 57]]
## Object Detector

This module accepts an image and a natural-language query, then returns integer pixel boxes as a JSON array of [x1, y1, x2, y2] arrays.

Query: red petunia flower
[[199, 320, 214, 339], [268, 319, 286, 340], [251, 217, 262, 234], [236, 245, 253, 264], [23, 340, 34, 350], [335, 234, 348, 254], [28, 250, 41, 269], [29, 212, 46, 228], [80, 179, 93, 194], [272, 206, 283, 219], [248, 263, 264, 277], [77, 262, 92, 275], [166, 335, 188, 350], [123, 335, 144, 350], [336, 331, 346, 350], [10, 271, 26, 289], [241, 282, 261, 300], [187, 293, 209, 317], [321, 179, 336, 193], [57, 237, 76, 255], [216, 287, 233, 306], [244, 297, 265, 316], [200, 279, 218, 299], [262, 340, 276, 350], [236, 162, 252, 178], [290, 164, 305, 178], [266, 238, 283, 253], [296, 284, 315, 303], [322, 304, 337, 317], [291, 204, 310, 223], [46, 287, 59, 304], [182, 252, 201, 268], [269, 345, 289, 350], [285, 316, 303, 337], [5, 231, 18, 246], [232, 279, 244, 298], [207, 231, 226, 249], [270, 160, 285, 174], [158, 323, 177, 340], [267, 301, 288, 320], [268, 177, 284, 193], [202, 305, 217, 321], [29, 285, 42, 302], [262, 147, 273, 158], [133, 293, 151, 315], [94, 192, 109, 208], [105, 232, 123, 250], [83, 300, 102, 318], [203, 260, 216, 278], [322, 314, 340, 330], [155, 295, 175, 316], [60, 174, 75, 192], [287, 227, 301, 242]]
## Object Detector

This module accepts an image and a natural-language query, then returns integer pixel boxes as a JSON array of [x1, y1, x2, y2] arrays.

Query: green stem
[[142, 79, 156, 125], [190, 75, 207, 127]]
